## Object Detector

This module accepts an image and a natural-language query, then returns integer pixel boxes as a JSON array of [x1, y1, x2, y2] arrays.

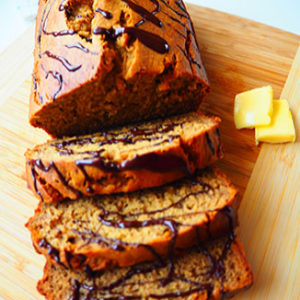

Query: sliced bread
[[26, 168, 239, 271], [25, 112, 222, 203], [37, 236, 253, 299]]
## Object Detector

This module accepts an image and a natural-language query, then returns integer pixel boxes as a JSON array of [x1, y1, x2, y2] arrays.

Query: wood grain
[[0, 4, 299, 299], [238, 46, 300, 300]]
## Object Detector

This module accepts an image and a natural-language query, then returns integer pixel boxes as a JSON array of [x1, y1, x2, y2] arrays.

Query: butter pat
[[255, 100, 296, 144], [234, 86, 273, 129]]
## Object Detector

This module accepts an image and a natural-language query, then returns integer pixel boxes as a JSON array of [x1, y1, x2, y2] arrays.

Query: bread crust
[[25, 114, 223, 203], [30, 0, 209, 137], [26, 168, 239, 271]]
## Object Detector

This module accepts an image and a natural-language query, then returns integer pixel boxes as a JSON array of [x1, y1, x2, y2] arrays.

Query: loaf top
[[37, 237, 253, 299], [33, 0, 208, 105], [30, 0, 210, 137]]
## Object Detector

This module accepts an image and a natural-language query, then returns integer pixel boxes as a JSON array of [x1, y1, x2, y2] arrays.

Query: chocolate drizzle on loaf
[[122, 0, 162, 28], [42, 0, 75, 38], [36, 0, 90, 102], [42, 50, 82, 72], [40, 64, 63, 100], [39, 238, 66, 268], [135, 0, 161, 28], [65, 43, 97, 55], [34, 0, 204, 105], [95, 8, 113, 19], [93, 27, 169, 54]]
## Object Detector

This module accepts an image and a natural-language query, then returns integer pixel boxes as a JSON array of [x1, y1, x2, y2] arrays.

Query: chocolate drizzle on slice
[[30, 159, 82, 198], [76, 152, 190, 176], [66, 230, 236, 299], [30, 165, 43, 201], [93, 26, 169, 54], [65, 43, 98, 55], [53, 120, 180, 150], [29, 120, 189, 199], [39, 238, 66, 268], [95, 8, 113, 19]]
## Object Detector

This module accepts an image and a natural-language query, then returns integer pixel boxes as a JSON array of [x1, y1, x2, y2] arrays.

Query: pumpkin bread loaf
[[25, 112, 223, 203], [26, 168, 239, 271], [37, 236, 253, 299], [30, 0, 209, 137]]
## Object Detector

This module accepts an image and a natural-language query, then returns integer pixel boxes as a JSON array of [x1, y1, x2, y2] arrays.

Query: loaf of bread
[[30, 0, 209, 137], [26, 168, 239, 271], [37, 236, 253, 299], [25, 112, 222, 203]]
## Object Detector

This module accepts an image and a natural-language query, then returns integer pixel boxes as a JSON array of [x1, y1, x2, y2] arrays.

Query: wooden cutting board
[[0, 4, 299, 299]]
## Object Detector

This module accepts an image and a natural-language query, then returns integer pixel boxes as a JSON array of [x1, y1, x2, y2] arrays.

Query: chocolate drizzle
[[39, 238, 66, 268], [66, 208, 235, 299], [53, 121, 180, 153], [29, 119, 190, 198], [135, 0, 161, 27], [35, 0, 203, 103], [159, 0, 202, 71], [35, 170, 236, 299], [95, 8, 113, 19], [76, 153, 190, 175], [42, 66, 63, 100], [93, 27, 169, 54], [70, 177, 233, 270], [69, 280, 80, 300], [42, 0, 75, 38], [122, 0, 162, 28], [41, 50, 82, 72], [65, 43, 97, 55], [160, 0, 188, 19], [29, 159, 82, 200], [93, 0, 168, 54]]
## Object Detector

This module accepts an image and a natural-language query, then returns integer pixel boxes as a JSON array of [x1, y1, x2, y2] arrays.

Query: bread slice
[[25, 112, 223, 203], [26, 168, 239, 271], [30, 0, 209, 138], [37, 236, 253, 299]]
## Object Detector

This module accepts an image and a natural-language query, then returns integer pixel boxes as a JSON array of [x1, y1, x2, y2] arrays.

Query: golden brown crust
[[30, 0, 209, 137], [25, 113, 223, 203], [26, 168, 239, 271]]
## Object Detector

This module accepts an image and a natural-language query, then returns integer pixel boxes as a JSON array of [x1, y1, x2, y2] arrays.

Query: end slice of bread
[[37, 236, 253, 299]]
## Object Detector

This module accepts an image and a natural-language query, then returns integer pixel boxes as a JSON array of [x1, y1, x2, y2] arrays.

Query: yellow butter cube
[[255, 100, 296, 144], [234, 86, 273, 129]]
